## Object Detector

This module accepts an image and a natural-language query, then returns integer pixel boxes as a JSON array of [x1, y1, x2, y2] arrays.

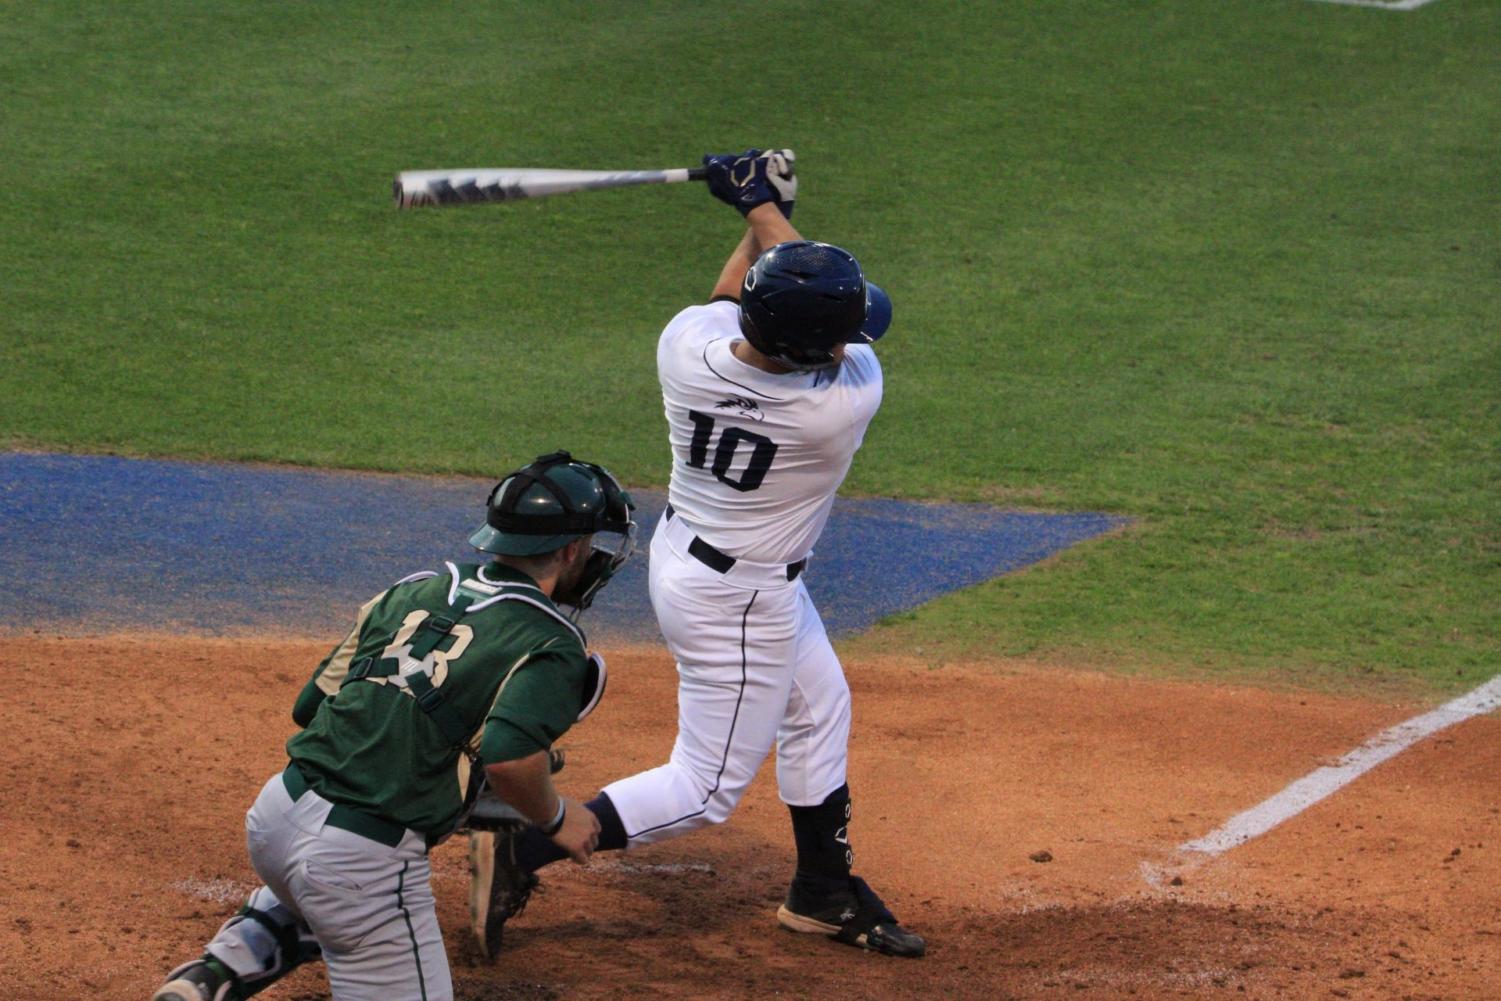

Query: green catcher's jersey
[[286, 560, 590, 837]]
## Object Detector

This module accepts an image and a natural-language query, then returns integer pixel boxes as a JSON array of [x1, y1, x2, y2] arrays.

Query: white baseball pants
[[603, 513, 852, 844]]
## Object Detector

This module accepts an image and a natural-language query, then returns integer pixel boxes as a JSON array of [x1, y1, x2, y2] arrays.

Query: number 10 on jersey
[[686, 410, 778, 492]]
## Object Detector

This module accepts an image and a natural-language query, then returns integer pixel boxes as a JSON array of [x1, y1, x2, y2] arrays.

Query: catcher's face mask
[[552, 524, 635, 614], [546, 459, 636, 616]]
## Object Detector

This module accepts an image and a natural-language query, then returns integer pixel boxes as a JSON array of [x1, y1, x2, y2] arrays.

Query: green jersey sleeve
[[290, 587, 392, 727], [291, 630, 350, 726], [479, 647, 589, 763]]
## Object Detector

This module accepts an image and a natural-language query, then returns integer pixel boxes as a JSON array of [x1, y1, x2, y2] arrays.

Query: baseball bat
[[393, 166, 708, 208]]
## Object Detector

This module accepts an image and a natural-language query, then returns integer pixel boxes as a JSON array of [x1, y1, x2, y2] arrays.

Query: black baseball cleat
[[468, 827, 539, 962], [151, 957, 235, 1001], [777, 875, 927, 958]]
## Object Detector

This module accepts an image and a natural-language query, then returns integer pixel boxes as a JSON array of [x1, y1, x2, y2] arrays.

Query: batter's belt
[[663, 505, 806, 584]]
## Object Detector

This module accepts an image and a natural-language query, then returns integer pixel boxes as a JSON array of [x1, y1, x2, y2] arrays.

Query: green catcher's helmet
[[470, 451, 637, 611]]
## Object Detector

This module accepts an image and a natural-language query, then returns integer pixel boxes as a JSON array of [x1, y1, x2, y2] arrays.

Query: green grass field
[[3, 1, 1497, 691]]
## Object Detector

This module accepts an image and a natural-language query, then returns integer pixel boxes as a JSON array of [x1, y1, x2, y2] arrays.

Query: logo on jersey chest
[[715, 395, 764, 422]]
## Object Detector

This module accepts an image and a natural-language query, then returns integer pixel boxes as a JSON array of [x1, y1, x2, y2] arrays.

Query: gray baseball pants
[[208, 772, 452, 1001]]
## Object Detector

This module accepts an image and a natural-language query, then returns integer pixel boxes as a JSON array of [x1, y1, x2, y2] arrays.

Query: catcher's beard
[[554, 531, 637, 615], [555, 538, 593, 592]]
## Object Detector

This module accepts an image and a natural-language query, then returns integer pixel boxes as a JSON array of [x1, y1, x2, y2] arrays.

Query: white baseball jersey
[[657, 300, 883, 564]]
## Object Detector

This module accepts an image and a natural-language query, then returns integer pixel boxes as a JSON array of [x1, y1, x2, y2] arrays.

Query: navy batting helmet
[[738, 241, 892, 371]]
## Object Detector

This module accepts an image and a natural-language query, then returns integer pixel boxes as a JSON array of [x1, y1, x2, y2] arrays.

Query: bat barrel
[[394, 166, 704, 208]]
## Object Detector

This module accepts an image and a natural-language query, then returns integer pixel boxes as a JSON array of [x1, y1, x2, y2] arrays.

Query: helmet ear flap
[[737, 308, 773, 356], [738, 310, 840, 371]]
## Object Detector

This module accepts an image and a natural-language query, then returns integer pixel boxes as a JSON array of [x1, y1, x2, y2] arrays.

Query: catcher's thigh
[[244, 774, 451, 1001]]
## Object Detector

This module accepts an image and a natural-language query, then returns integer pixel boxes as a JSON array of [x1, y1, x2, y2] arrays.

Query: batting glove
[[762, 148, 796, 219], [703, 148, 793, 218]]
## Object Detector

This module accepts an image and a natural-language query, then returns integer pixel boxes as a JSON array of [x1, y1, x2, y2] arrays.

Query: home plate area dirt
[[2, 635, 1496, 1000]]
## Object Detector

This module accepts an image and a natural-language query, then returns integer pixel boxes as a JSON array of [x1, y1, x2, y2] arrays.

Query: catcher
[[151, 451, 635, 1001]]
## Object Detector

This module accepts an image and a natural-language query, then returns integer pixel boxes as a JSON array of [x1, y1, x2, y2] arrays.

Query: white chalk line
[[169, 876, 256, 905], [1307, 0, 1443, 10], [1172, 674, 1501, 859]]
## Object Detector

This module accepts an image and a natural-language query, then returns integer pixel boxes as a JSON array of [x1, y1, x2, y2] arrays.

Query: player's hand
[[548, 797, 602, 864], [761, 149, 796, 219], [703, 148, 792, 218]]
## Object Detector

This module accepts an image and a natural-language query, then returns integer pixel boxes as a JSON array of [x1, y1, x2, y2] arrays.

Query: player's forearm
[[712, 209, 804, 299], [745, 201, 800, 248], [483, 751, 561, 827], [711, 229, 760, 299]]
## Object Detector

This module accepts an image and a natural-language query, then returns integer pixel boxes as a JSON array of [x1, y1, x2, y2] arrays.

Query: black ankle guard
[[788, 783, 853, 881]]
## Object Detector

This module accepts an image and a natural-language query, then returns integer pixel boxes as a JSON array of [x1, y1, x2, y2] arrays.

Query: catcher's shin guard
[[151, 957, 238, 1001], [469, 826, 538, 962], [173, 887, 319, 1000]]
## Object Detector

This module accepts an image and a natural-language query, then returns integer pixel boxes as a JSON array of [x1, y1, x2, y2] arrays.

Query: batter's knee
[[700, 784, 745, 826], [660, 762, 749, 834]]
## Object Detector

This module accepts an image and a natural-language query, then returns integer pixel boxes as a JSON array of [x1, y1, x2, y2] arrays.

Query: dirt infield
[[3, 635, 1497, 1000]]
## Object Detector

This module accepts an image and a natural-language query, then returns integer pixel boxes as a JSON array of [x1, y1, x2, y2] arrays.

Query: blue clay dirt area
[[0, 452, 1122, 641]]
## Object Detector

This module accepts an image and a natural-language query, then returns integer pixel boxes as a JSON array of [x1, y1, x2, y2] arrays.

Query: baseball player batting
[[483, 148, 925, 957]]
